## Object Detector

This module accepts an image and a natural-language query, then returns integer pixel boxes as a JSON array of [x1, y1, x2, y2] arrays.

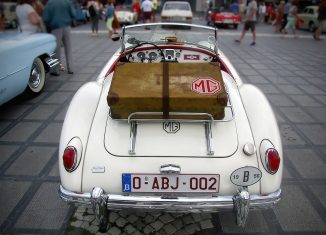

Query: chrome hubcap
[[29, 63, 41, 89]]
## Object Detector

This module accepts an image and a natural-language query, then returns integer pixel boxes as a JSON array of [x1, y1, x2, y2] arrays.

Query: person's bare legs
[[293, 27, 297, 38], [235, 27, 247, 42], [252, 30, 256, 42], [239, 27, 247, 41], [315, 26, 321, 40]]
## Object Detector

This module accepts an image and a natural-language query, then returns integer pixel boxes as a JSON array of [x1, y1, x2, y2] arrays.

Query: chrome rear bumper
[[60, 184, 280, 210], [59, 185, 281, 228]]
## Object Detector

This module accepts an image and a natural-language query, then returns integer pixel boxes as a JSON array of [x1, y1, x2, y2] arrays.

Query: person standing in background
[[151, 0, 157, 22], [43, 0, 76, 75], [16, 0, 41, 33], [274, 1, 284, 32], [32, 0, 44, 16], [314, 1, 326, 40], [133, 0, 141, 23], [239, 0, 245, 22], [141, 0, 153, 24], [265, 3, 273, 23], [105, 0, 115, 38], [87, 0, 102, 36], [281, 0, 291, 32], [31, 0, 47, 33], [282, 0, 298, 38], [231, 0, 239, 15], [258, 2, 266, 23], [234, 0, 258, 46]]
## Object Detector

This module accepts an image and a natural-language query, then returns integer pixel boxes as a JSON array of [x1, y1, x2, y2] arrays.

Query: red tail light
[[63, 147, 77, 172], [186, 16, 192, 20], [161, 16, 168, 20], [265, 149, 280, 174]]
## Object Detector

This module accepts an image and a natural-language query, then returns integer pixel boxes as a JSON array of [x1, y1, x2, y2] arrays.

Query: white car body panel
[[59, 23, 282, 229], [59, 82, 102, 192], [161, 1, 193, 23], [60, 65, 281, 195], [238, 84, 283, 193]]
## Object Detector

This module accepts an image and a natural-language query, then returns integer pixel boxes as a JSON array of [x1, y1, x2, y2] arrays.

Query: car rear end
[[161, 1, 193, 24], [59, 71, 282, 228], [214, 12, 240, 28]]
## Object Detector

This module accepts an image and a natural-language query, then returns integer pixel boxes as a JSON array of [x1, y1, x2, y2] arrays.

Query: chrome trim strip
[[45, 57, 59, 68], [124, 22, 215, 31], [121, 23, 217, 53], [205, 122, 214, 155], [59, 185, 281, 212], [129, 121, 137, 155], [126, 112, 217, 155]]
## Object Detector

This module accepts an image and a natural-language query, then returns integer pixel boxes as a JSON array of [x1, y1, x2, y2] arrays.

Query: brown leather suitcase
[[107, 62, 227, 120]]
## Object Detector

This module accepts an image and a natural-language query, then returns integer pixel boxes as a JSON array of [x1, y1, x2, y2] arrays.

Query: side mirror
[[111, 33, 121, 41]]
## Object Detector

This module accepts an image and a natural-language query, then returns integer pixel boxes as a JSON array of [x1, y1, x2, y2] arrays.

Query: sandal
[[59, 63, 65, 71]]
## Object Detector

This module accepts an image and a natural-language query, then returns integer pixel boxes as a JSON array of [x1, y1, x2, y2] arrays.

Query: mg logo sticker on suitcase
[[191, 77, 221, 95]]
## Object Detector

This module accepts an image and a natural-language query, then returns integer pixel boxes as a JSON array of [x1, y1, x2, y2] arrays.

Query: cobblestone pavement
[[0, 21, 326, 235]]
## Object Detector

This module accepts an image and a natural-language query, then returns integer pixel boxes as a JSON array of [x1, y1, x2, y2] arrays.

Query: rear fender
[[59, 81, 102, 192], [239, 84, 283, 194]]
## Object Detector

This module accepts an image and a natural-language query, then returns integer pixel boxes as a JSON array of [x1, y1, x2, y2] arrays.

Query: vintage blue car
[[0, 32, 58, 106]]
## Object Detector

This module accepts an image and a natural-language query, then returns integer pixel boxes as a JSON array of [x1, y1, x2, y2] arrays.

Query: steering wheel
[[127, 42, 166, 63]]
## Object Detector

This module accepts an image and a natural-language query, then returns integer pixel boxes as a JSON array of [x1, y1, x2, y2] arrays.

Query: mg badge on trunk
[[163, 122, 180, 133]]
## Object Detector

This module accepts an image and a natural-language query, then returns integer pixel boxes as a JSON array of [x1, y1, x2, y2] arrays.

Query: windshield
[[122, 23, 217, 53], [164, 3, 191, 11]]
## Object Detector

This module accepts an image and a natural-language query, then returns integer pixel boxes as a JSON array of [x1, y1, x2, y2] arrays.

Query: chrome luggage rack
[[109, 92, 234, 156]]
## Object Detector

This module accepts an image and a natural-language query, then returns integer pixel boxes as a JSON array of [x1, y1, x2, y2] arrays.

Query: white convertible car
[[59, 23, 282, 232]]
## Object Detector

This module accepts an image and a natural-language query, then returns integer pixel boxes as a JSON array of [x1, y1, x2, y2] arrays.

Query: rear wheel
[[26, 58, 46, 95]]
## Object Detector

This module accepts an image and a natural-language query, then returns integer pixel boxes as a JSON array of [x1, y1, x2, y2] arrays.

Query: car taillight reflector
[[161, 16, 168, 19], [63, 147, 77, 172], [265, 149, 280, 174], [186, 16, 192, 20]]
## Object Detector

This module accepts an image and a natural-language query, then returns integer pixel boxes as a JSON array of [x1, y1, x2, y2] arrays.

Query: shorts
[[144, 12, 152, 21], [244, 21, 256, 31]]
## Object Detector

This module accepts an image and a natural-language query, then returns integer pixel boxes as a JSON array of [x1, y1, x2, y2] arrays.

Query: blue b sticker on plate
[[122, 174, 131, 192]]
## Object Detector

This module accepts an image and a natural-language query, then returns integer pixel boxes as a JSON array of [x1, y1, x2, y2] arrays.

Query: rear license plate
[[122, 174, 220, 193], [172, 16, 184, 21]]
